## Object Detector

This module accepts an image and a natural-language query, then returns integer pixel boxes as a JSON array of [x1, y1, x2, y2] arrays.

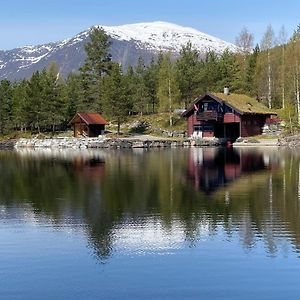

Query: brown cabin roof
[[68, 113, 109, 126], [182, 93, 277, 117]]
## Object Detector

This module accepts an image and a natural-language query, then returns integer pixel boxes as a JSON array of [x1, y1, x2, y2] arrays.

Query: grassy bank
[[0, 113, 187, 140]]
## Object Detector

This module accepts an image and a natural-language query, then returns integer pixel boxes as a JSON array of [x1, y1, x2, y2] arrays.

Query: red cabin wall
[[203, 131, 214, 138], [240, 115, 268, 137], [187, 115, 195, 136], [186, 109, 270, 138], [224, 113, 240, 123]]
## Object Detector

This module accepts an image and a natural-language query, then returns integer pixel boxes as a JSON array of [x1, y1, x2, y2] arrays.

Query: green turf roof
[[212, 93, 276, 114]]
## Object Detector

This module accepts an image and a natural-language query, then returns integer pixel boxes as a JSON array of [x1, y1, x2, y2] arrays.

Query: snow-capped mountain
[[0, 21, 238, 81]]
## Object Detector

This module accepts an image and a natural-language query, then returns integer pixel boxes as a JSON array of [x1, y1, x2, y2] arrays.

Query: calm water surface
[[1, 147, 300, 299]]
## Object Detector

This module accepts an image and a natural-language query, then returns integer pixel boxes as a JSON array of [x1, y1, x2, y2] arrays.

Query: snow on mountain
[[0, 21, 238, 81], [102, 21, 237, 53]]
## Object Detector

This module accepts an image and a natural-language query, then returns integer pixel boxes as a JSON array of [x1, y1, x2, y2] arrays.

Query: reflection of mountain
[[187, 148, 277, 194]]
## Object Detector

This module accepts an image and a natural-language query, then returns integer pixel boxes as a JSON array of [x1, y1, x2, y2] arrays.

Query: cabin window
[[225, 106, 233, 113], [194, 125, 213, 132], [202, 102, 216, 111]]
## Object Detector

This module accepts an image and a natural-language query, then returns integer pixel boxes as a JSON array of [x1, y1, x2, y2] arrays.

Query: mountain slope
[[0, 21, 238, 81]]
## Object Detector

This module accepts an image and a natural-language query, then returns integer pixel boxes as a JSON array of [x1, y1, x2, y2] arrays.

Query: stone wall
[[278, 135, 300, 147], [14, 137, 221, 149], [0, 139, 16, 150]]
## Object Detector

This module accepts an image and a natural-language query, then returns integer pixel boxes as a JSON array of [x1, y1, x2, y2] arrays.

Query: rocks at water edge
[[278, 135, 300, 147], [0, 139, 16, 150], [14, 137, 222, 149]]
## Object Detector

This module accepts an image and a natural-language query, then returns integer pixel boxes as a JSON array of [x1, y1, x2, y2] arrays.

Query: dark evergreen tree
[[217, 49, 239, 91], [65, 73, 82, 119], [244, 44, 260, 95], [176, 42, 201, 108], [26, 71, 44, 132], [200, 51, 220, 92], [133, 57, 148, 115], [11, 80, 28, 131], [0, 80, 12, 134], [43, 63, 67, 131], [143, 58, 159, 113], [80, 27, 112, 111], [102, 63, 131, 134]]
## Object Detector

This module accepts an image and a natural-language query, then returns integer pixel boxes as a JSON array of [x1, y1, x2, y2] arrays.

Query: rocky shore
[[0, 135, 284, 150], [0, 139, 17, 150], [13, 137, 222, 149], [278, 135, 300, 147]]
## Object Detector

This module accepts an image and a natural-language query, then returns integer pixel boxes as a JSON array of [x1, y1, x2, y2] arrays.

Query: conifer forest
[[1, 24, 300, 135]]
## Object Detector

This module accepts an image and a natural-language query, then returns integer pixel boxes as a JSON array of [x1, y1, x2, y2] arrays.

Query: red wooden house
[[182, 91, 276, 140], [68, 113, 108, 137]]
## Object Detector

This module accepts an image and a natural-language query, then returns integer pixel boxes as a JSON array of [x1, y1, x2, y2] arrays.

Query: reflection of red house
[[187, 148, 267, 193], [73, 156, 106, 181], [68, 113, 108, 137], [182, 91, 276, 140]]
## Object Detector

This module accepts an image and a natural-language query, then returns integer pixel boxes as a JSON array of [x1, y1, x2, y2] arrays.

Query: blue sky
[[1, 0, 299, 50]]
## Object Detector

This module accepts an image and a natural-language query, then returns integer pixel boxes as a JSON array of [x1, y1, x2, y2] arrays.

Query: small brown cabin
[[68, 113, 108, 137], [182, 91, 277, 140]]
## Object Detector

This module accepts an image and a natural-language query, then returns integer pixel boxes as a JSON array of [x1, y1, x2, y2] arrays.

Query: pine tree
[[217, 49, 239, 91], [200, 51, 220, 92], [11, 80, 29, 131], [133, 57, 148, 115], [80, 27, 112, 111], [65, 73, 82, 119], [0, 80, 12, 134], [143, 58, 159, 113], [26, 71, 44, 132], [176, 42, 201, 108], [43, 63, 67, 132], [102, 63, 131, 134], [244, 44, 260, 95]]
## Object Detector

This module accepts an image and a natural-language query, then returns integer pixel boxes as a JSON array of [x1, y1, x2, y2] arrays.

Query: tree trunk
[[117, 121, 120, 135], [296, 63, 300, 126], [282, 45, 285, 109], [168, 78, 172, 127], [267, 50, 272, 109]]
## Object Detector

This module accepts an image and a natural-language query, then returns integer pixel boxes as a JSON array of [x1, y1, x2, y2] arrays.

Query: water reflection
[[187, 148, 280, 193], [1, 147, 300, 261]]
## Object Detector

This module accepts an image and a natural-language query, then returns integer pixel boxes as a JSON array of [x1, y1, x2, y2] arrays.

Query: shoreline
[[0, 136, 282, 150]]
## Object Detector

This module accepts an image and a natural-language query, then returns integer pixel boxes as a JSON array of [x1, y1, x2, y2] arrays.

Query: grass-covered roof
[[211, 93, 276, 114]]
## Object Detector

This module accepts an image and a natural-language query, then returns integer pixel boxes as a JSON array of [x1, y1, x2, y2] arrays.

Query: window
[[225, 105, 233, 113], [193, 125, 214, 132]]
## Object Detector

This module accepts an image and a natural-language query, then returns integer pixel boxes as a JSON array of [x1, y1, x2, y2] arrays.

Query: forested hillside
[[1, 24, 300, 136]]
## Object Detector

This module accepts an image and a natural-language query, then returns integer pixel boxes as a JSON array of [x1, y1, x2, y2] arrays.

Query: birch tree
[[157, 53, 181, 126], [235, 27, 254, 55], [278, 25, 287, 108], [261, 25, 276, 109]]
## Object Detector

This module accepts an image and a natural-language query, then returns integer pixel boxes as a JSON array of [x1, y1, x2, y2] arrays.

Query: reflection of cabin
[[68, 113, 108, 137], [188, 148, 267, 194], [182, 90, 277, 140]]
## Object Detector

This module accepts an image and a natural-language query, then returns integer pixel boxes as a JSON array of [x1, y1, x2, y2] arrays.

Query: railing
[[196, 111, 223, 121]]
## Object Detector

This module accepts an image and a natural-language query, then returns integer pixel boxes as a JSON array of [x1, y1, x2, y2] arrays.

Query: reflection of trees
[[1, 148, 300, 260]]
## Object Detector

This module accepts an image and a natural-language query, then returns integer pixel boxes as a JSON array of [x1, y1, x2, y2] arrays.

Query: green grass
[[0, 130, 74, 141], [212, 92, 276, 114], [0, 113, 187, 140]]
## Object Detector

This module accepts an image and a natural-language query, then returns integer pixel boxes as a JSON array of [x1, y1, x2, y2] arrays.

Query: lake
[[1, 147, 300, 299]]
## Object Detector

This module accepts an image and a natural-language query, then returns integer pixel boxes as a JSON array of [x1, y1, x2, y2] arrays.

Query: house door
[[225, 123, 240, 140]]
